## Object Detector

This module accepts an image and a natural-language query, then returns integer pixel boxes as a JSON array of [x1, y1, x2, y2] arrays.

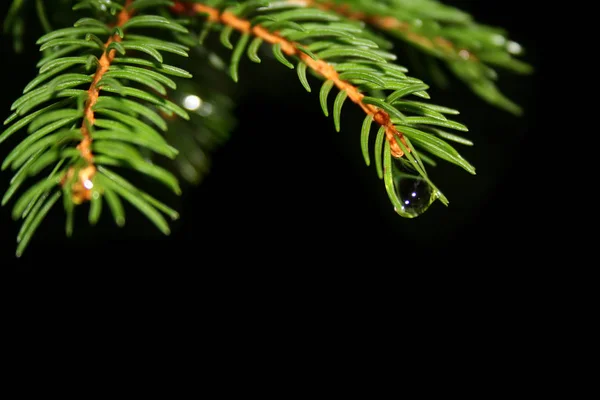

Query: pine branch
[[66, 0, 134, 203], [0, 0, 531, 258], [171, 0, 474, 206], [304, 0, 479, 59], [301, 0, 533, 114], [173, 1, 413, 158], [1, 0, 193, 256]]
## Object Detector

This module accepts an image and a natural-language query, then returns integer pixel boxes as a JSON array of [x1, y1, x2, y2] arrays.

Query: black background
[[0, 1, 546, 269]]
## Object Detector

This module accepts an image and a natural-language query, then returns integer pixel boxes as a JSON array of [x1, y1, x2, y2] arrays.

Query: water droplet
[[183, 95, 202, 111], [83, 179, 94, 190], [393, 169, 436, 218]]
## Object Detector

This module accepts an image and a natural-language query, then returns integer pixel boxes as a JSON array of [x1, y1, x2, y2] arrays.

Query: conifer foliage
[[1, 0, 531, 256]]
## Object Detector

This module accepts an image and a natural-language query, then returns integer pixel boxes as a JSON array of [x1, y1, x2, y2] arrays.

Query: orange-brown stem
[[172, 1, 407, 157], [65, 0, 134, 204], [303, 0, 477, 61]]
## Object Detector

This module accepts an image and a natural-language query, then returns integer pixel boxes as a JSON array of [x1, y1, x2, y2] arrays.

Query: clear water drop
[[393, 170, 436, 218], [183, 95, 202, 111]]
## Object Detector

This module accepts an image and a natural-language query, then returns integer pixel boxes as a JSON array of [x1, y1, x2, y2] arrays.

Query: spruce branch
[[173, 1, 414, 158], [65, 0, 134, 204], [1, 0, 193, 256], [170, 0, 475, 205], [301, 0, 533, 114], [0, 0, 531, 257]]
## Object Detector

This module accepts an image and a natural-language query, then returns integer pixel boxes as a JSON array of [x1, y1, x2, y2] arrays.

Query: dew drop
[[393, 172, 436, 218], [83, 179, 94, 190], [183, 95, 202, 111]]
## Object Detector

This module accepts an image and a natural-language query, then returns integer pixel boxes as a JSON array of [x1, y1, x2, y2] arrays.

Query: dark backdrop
[[0, 1, 544, 269]]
